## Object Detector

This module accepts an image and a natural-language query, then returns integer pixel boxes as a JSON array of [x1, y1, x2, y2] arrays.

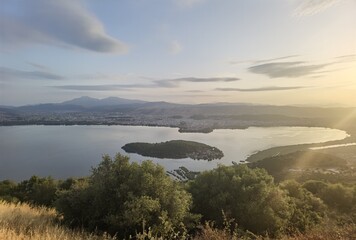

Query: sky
[[0, 0, 355, 106]]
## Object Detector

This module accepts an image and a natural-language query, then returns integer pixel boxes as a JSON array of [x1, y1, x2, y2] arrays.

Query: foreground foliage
[[56, 154, 195, 238], [0, 201, 115, 240], [1, 152, 355, 239], [188, 165, 331, 237], [1, 200, 354, 240]]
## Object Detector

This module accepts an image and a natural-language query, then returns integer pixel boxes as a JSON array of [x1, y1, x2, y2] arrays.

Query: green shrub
[[56, 153, 195, 238], [188, 165, 292, 236], [14, 176, 58, 207], [280, 180, 326, 233]]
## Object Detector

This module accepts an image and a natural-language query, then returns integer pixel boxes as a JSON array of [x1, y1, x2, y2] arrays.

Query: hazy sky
[[0, 0, 355, 106]]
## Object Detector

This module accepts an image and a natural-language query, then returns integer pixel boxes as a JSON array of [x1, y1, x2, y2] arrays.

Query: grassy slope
[[0, 201, 115, 240], [1, 200, 355, 240], [281, 223, 356, 240]]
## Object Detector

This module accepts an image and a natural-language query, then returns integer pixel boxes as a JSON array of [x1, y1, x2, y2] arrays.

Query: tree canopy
[[188, 164, 292, 236], [56, 153, 195, 237]]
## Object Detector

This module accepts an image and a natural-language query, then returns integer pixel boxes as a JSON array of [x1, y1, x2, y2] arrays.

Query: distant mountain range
[[61, 96, 147, 107], [1, 96, 355, 121], [1, 96, 356, 133]]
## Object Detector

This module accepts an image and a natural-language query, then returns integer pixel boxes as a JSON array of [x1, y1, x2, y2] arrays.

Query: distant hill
[[249, 151, 348, 182], [2, 97, 355, 128], [5, 96, 355, 116], [61, 96, 147, 107]]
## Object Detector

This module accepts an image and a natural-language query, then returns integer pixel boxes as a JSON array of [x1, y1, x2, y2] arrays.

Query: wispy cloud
[[53, 84, 136, 91], [186, 90, 205, 93], [216, 86, 305, 92], [253, 55, 300, 64], [0, 66, 64, 81], [53, 77, 240, 91], [155, 77, 240, 87], [230, 55, 299, 65], [248, 61, 330, 78], [334, 54, 356, 63], [175, 0, 205, 7], [335, 54, 356, 59], [294, 0, 342, 16], [0, 0, 127, 53], [169, 40, 183, 55], [26, 62, 50, 70], [167, 77, 239, 83]]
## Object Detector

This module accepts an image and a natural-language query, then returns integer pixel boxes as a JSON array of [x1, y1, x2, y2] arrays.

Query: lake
[[0, 125, 349, 181]]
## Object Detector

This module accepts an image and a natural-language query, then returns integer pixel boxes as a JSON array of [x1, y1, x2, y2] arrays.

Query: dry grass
[[193, 222, 263, 240], [193, 223, 238, 240], [0, 201, 116, 240], [193, 222, 356, 240], [282, 223, 356, 240], [1, 200, 355, 240]]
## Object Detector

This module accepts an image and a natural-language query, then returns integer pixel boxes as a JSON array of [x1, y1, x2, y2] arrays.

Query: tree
[[318, 183, 354, 213], [56, 153, 194, 237], [302, 180, 328, 195], [0, 180, 17, 202], [280, 180, 326, 233], [14, 176, 58, 206], [188, 164, 292, 236]]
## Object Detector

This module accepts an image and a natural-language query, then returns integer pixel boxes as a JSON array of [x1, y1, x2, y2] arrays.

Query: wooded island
[[122, 140, 223, 161]]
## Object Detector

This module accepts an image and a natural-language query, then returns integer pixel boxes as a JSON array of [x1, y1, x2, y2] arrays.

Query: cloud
[[175, 0, 205, 7], [253, 55, 300, 64], [53, 77, 240, 91], [0, 66, 64, 81], [168, 77, 239, 83], [53, 85, 136, 91], [294, 0, 342, 16], [186, 90, 205, 93], [334, 54, 356, 63], [230, 55, 299, 65], [216, 86, 305, 92], [26, 62, 50, 70], [336, 54, 356, 59], [0, 0, 127, 53], [154, 77, 240, 87], [169, 40, 183, 55], [248, 61, 329, 78]]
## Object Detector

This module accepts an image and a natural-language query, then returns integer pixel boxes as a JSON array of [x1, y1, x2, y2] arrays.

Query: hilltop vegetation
[[122, 140, 224, 160], [1, 201, 355, 240], [0, 201, 115, 240], [0, 153, 355, 239]]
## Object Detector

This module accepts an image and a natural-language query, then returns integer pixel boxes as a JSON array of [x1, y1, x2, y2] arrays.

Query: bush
[[188, 165, 292, 236], [14, 176, 58, 207], [280, 180, 326, 233], [319, 183, 354, 213], [0, 180, 17, 202], [302, 180, 328, 195], [56, 153, 195, 238]]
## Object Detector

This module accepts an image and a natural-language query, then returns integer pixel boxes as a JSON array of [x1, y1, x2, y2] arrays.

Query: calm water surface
[[0, 125, 349, 180]]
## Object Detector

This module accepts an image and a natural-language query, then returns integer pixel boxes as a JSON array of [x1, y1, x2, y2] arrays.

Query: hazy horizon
[[1, 0, 355, 106], [2, 95, 355, 108]]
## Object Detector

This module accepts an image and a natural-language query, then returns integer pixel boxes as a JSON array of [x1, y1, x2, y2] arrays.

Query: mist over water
[[0, 125, 348, 181]]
